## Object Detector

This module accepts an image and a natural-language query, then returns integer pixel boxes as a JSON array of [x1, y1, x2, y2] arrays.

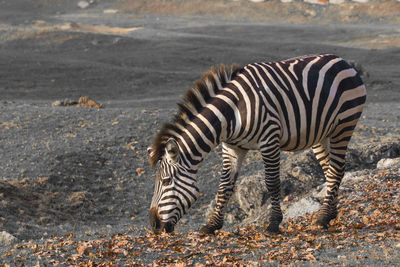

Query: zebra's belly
[[279, 126, 329, 152]]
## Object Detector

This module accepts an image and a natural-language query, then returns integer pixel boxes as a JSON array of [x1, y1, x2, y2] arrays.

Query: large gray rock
[[204, 172, 267, 225], [284, 196, 321, 219], [347, 142, 400, 171], [234, 172, 268, 217], [281, 150, 325, 187]]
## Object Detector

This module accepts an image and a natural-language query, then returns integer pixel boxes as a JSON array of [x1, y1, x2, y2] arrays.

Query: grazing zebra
[[147, 54, 366, 234]]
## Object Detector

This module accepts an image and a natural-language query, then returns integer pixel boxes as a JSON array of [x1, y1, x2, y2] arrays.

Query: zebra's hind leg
[[199, 143, 247, 235], [314, 129, 354, 228], [312, 138, 330, 175], [312, 138, 337, 228], [261, 142, 282, 233]]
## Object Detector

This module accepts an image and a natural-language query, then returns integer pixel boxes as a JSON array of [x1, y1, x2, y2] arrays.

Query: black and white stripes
[[148, 54, 366, 234]]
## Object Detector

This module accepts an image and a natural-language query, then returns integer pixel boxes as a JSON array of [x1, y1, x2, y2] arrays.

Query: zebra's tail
[[347, 59, 369, 78]]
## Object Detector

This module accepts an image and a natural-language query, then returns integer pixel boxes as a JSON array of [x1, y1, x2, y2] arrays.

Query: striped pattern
[[148, 54, 366, 234]]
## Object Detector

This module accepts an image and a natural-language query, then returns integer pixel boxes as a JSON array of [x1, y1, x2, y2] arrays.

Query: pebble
[[103, 9, 119, 14], [77, 1, 90, 9], [0, 231, 17, 246]]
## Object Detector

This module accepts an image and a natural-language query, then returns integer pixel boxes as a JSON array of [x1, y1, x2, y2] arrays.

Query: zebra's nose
[[149, 207, 162, 233]]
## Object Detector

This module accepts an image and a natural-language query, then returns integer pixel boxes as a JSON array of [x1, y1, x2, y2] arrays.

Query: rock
[[0, 231, 17, 246], [289, 166, 313, 182], [77, 1, 89, 9], [329, 0, 345, 4], [233, 172, 268, 217], [312, 183, 327, 200], [284, 196, 321, 219], [103, 9, 119, 14], [346, 142, 400, 171], [281, 149, 325, 187], [204, 172, 267, 224], [377, 157, 400, 169], [51, 99, 77, 107]]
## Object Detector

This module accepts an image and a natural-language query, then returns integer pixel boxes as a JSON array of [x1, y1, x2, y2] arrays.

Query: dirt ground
[[0, 0, 399, 265]]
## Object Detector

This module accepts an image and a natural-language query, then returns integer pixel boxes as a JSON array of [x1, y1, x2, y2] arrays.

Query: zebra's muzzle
[[149, 207, 175, 234]]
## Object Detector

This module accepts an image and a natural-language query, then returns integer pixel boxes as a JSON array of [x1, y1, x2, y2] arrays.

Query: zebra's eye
[[162, 177, 171, 186]]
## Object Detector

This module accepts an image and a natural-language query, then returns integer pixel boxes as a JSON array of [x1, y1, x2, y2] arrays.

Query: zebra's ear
[[165, 138, 179, 163]]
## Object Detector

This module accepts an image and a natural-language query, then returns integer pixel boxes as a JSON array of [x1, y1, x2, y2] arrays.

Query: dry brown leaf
[[136, 168, 145, 176]]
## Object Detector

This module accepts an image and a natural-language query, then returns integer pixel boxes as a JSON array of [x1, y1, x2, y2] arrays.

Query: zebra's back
[[229, 54, 366, 151]]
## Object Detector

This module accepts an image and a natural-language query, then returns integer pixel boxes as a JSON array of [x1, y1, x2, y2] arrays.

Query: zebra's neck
[[175, 98, 234, 169], [149, 64, 241, 169]]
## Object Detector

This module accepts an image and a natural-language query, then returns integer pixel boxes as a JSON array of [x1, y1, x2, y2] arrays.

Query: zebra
[[147, 54, 366, 234]]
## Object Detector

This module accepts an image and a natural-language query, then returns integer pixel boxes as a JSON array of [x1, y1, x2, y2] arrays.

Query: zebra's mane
[[149, 63, 242, 167]]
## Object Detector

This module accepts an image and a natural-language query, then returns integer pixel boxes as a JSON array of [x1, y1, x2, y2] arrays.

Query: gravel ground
[[0, 0, 399, 265]]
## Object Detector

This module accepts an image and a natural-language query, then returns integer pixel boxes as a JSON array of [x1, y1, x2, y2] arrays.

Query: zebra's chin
[[152, 221, 175, 235]]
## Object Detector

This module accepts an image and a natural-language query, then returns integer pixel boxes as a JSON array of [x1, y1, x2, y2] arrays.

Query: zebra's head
[[147, 138, 200, 234]]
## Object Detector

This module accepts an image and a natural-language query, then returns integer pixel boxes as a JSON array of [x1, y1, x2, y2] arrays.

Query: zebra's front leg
[[200, 144, 247, 234], [261, 143, 282, 233]]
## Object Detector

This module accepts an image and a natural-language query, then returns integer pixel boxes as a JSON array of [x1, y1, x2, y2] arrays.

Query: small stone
[[352, 0, 368, 2], [0, 231, 17, 246], [77, 1, 90, 9], [248, 0, 266, 2], [280, 0, 293, 2], [103, 9, 119, 14], [329, 0, 345, 4]]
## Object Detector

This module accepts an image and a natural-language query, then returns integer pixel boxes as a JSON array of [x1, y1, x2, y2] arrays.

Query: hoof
[[266, 223, 281, 233], [199, 225, 217, 235], [315, 215, 331, 229], [315, 219, 329, 229]]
